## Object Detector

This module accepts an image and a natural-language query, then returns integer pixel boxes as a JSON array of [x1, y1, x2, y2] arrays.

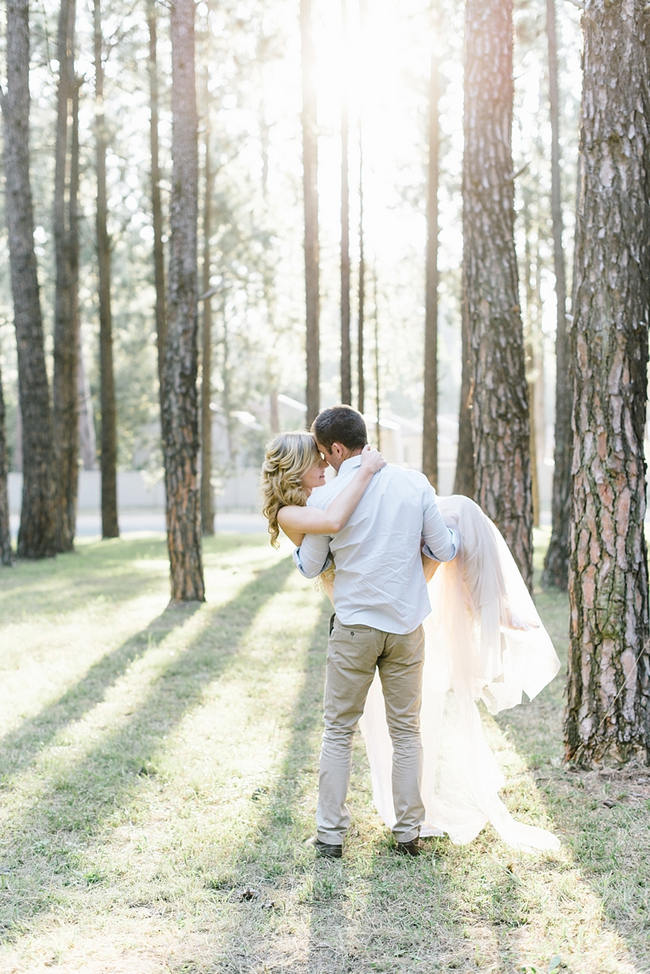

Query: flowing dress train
[[359, 495, 562, 851]]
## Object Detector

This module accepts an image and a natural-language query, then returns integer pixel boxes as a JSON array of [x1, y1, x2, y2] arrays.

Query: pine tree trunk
[[200, 83, 215, 537], [300, 0, 319, 423], [453, 302, 475, 496], [372, 268, 381, 448], [339, 110, 351, 404], [0, 364, 12, 566], [357, 119, 365, 414], [463, 0, 533, 591], [522, 188, 540, 527], [94, 0, 119, 539], [534, 236, 546, 504], [257, 40, 280, 436], [13, 405, 22, 473], [542, 0, 571, 590], [422, 36, 439, 486], [339, 0, 351, 405], [77, 332, 97, 468], [53, 0, 80, 552], [1, 0, 57, 559], [162, 0, 204, 603], [148, 0, 166, 400], [221, 304, 235, 466], [565, 0, 650, 766]]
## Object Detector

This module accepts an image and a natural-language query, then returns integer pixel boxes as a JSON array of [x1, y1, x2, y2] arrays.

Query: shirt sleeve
[[421, 482, 459, 561], [292, 532, 333, 578]]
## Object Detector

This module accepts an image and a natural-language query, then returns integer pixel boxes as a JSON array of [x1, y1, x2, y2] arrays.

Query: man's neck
[[334, 451, 363, 474]]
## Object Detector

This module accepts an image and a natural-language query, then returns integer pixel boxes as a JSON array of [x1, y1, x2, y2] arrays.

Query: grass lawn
[[0, 530, 648, 974]]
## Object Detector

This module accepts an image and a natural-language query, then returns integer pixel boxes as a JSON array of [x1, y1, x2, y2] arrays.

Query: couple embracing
[[261, 405, 561, 858]]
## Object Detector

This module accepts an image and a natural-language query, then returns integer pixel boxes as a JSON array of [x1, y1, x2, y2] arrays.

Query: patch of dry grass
[[0, 531, 648, 973]]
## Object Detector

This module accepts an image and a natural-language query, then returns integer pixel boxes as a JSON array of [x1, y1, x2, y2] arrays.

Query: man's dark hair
[[312, 405, 368, 451]]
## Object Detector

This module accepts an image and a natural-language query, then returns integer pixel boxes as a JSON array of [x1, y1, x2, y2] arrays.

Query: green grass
[[0, 530, 648, 973]]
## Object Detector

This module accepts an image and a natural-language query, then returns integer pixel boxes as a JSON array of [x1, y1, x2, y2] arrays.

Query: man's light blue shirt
[[292, 456, 458, 634]]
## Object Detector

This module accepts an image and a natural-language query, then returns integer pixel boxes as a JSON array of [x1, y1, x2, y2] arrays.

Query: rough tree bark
[[565, 0, 650, 766], [542, 0, 571, 590], [94, 0, 119, 538], [462, 0, 533, 590], [0, 364, 12, 566], [300, 0, 320, 423], [422, 29, 439, 487], [162, 0, 205, 602], [53, 0, 80, 552], [1, 0, 57, 559]]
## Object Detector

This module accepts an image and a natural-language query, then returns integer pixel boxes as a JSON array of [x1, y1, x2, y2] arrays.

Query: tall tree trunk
[[422, 31, 439, 486], [162, 0, 204, 602], [453, 301, 475, 496], [463, 0, 533, 590], [257, 25, 280, 436], [0, 363, 12, 566], [1, 0, 57, 559], [357, 118, 365, 414], [200, 76, 215, 537], [220, 297, 235, 466], [565, 0, 650, 766], [77, 332, 97, 468], [148, 0, 166, 400], [53, 0, 80, 552], [372, 266, 380, 449], [94, 0, 119, 538], [13, 404, 22, 473], [533, 234, 546, 500], [522, 187, 540, 527], [339, 0, 351, 405], [542, 0, 571, 590], [300, 0, 320, 423]]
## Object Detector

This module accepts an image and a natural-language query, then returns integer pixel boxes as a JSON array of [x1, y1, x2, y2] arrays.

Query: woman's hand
[[360, 443, 386, 474]]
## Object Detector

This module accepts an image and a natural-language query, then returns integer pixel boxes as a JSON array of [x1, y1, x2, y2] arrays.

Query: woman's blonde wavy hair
[[261, 431, 320, 547]]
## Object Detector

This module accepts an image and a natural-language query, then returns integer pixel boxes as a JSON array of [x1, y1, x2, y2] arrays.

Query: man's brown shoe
[[306, 837, 343, 859], [395, 837, 422, 857]]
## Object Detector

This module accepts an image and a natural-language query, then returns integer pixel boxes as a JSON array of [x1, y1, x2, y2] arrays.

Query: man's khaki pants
[[316, 617, 425, 846]]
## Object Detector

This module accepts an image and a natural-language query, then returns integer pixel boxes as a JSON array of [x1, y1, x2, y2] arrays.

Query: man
[[293, 405, 458, 858]]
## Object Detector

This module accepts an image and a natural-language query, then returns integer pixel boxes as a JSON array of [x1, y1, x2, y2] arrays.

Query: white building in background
[[8, 397, 549, 520]]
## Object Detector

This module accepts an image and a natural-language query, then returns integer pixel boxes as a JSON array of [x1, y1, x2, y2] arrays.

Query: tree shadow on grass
[[0, 533, 277, 778], [209, 602, 465, 974], [0, 606, 196, 785], [0, 534, 253, 618], [208, 599, 330, 971], [496, 699, 650, 971], [0, 555, 294, 940]]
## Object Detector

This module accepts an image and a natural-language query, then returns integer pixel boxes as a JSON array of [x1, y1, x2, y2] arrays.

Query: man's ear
[[330, 442, 346, 460]]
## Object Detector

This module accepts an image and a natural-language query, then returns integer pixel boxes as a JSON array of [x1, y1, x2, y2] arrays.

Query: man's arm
[[292, 531, 333, 578], [421, 482, 458, 562]]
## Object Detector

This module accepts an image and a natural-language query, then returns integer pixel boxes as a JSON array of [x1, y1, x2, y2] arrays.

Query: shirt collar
[[336, 454, 363, 476]]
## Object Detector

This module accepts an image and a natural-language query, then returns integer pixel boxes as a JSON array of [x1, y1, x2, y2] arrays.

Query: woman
[[361, 494, 561, 852], [261, 435, 561, 852], [261, 431, 386, 551]]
